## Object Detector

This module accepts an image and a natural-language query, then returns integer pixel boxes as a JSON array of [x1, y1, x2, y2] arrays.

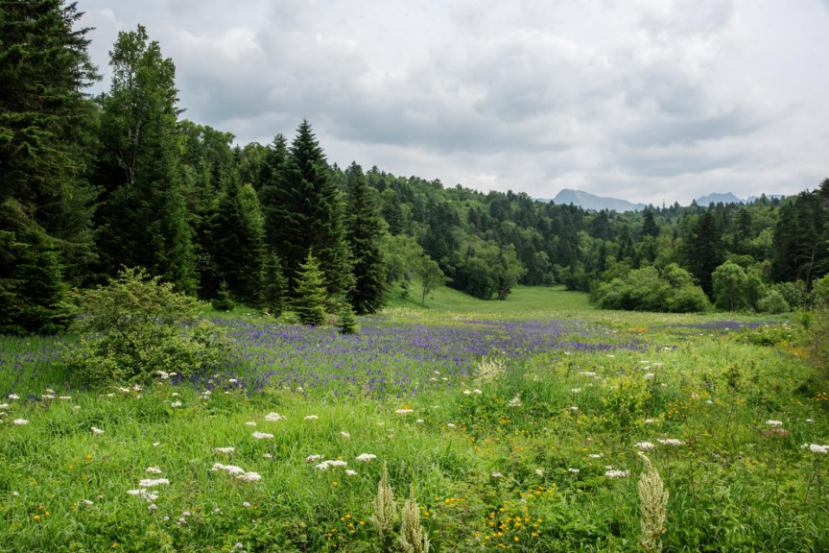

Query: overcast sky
[[78, 0, 828, 205]]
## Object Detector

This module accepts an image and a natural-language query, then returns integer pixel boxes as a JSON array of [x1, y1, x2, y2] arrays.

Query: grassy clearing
[[0, 289, 826, 552]]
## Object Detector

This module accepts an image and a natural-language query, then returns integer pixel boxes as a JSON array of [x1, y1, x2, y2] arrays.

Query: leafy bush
[[211, 282, 235, 312], [65, 267, 229, 386], [593, 264, 710, 313], [756, 290, 790, 314]]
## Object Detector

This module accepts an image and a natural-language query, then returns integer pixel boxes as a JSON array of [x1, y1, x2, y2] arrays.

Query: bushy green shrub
[[338, 302, 359, 334], [65, 267, 229, 386], [211, 281, 235, 312], [772, 280, 809, 310], [593, 264, 710, 313], [756, 290, 790, 314]]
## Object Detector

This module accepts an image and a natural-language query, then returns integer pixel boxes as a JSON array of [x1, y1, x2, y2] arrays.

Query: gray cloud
[[78, 0, 828, 204]]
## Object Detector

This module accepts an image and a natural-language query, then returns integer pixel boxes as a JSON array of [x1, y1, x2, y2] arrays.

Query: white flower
[[315, 462, 330, 471], [635, 441, 656, 451], [265, 412, 286, 422], [806, 419, 814, 424], [171, 392, 180, 397], [395, 409, 413, 415], [228, 379, 238, 384], [251, 432, 274, 440], [59, 396, 71, 401], [338, 431, 351, 439], [81, 499, 94, 506], [45, 388, 55, 394], [657, 439, 685, 446], [571, 388, 581, 393], [508, 395, 523, 407], [237, 472, 262, 482], [801, 444, 829, 454], [567, 468, 580, 474], [214, 447, 235, 454], [171, 401, 182, 408], [42, 394, 56, 400], [588, 454, 603, 459], [346, 469, 358, 477], [139, 478, 169, 488], [569, 406, 579, 412], [304, 415, 319, 421], [106, 393, 115, 398], [306, 454, 325, 463], [8, 394, 19, 400], [535, 468, 544, 477], [117, 387, 130, 394], [605, 469, 630, 479], [491, 472, 504, 478], [446, 423, 456, 428], [211, 463, 246, 475], [263, 453, 273, 459], [245, 421, 257, 427], [356, 453, 377, 462], [12, 419, 28, 425], [0, 404, 9, 409], [127, 489, 159, 502], [463, 390, 472, 395], [473, 389, 482, 395], [580, 371, 597, 377], [643, 373, 655, 379], [328, 460, 348, 467], [416, 419, 425, 424], [643, 419, 659, 424], [145, 467, 162, 474], [153, 442, 161, 447], [765, 420, 783, 427]]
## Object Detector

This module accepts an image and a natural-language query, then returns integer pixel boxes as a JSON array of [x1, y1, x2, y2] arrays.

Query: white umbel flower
[[356, 453, 377, 462]]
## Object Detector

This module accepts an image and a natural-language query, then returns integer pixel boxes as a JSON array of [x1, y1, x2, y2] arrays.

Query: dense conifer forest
[[2, 1, 828, 335]]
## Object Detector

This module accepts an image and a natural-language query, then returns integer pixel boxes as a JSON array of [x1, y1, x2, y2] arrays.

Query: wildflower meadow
[[1, 288, 827, 552]]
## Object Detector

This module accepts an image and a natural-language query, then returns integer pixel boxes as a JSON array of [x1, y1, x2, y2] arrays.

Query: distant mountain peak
[[550, 189, 646, 212], [695, 192, 742, 206]]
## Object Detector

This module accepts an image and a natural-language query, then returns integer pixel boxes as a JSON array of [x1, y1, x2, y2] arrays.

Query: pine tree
[[293, 252, 327, 326], [338, 302, 358, 334], [642, 210, 660, 237], [211, 281, 235, 312], [682, 211, 724, 295], [206, 172, 265, 304], [259, 133, 289, 246], [345, 162, 386, 314], [263, 121, 352, 297], [261, 251, 287, 317], [0, 0, 99, 333], [94, 25, 195, 292]]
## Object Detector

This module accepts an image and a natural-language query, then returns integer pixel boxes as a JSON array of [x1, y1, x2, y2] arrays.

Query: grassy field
[[0, 288, 827, 552]]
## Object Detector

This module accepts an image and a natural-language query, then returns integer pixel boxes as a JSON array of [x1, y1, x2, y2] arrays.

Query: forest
[[2, 2, 829, 336]]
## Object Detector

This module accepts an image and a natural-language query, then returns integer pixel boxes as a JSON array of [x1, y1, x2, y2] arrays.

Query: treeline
[[2, 2, 829, 335]]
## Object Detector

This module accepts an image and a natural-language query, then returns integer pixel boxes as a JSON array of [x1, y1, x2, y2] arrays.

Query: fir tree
[[293, 252, 327, 326], [263, 121, 352, 297], [345, 162, 386, 314], [211, 281, 235, 312], [642, 210, 660, 237], [682, 211, 724, 295], [261, 251, 288, 317], [338, 302, 358, 334], [94, 25, 195, 292], [206, 172, 265, 304]]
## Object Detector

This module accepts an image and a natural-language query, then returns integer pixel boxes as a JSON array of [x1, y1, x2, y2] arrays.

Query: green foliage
[[756, 289, 790, 314], [345, 162, 386, 314], [211, 281, 235, 312], [338, 302, 359, 334], [261, 252, 288, 317], [593, 265, 710, 313], [293, 252, 328, 326], [65, 267, 228, 385], [94, 25, 196, 293], [682, 211, 724, 295], [712, 261, 748, 311], [419, 257, 448, 306]]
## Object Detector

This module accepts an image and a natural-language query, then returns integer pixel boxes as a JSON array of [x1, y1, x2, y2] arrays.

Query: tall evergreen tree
[[205, 172, 265, 304], [682, 211, 724, 295], [0, 0, 99, 333], [261, 251, 287, 317], [345, 162, 385, 314], [263, 121, 351, 298], [642, 210, 660, 238], [94, 25, 195, 291]]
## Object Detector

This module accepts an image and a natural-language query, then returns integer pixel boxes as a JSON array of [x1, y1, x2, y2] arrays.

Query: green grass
[[0, 297, 827, 552], [384, 282, 594, 313]]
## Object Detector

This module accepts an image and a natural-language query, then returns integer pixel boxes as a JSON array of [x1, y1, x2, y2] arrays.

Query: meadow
[[0, 287, 827, 552]]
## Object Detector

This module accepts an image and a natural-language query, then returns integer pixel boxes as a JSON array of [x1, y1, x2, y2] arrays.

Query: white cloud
[[78, 0, 829, 204]]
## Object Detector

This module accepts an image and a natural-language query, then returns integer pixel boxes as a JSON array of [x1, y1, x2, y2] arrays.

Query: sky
[[77, 0, 829, 205]]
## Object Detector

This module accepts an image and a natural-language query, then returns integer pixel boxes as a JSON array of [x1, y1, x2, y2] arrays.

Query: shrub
[[593, 265, 710, 313], [211, 281, 235, 312], [65, 267, 229, 386], [756, 290, 790, 314]]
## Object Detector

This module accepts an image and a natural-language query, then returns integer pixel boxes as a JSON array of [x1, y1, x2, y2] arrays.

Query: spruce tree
[[642, 210, 660, 237], [94, 25, 195, 292], [293, 252, 327, 326], [345, 162, 386, 314], [261, 251, 288, 317], [682, 211, 724, 296], [0, 0, 98, 333], [338, 302, 358, 334], [263, 121, 351, 297], [206, 172, 265, 304]]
